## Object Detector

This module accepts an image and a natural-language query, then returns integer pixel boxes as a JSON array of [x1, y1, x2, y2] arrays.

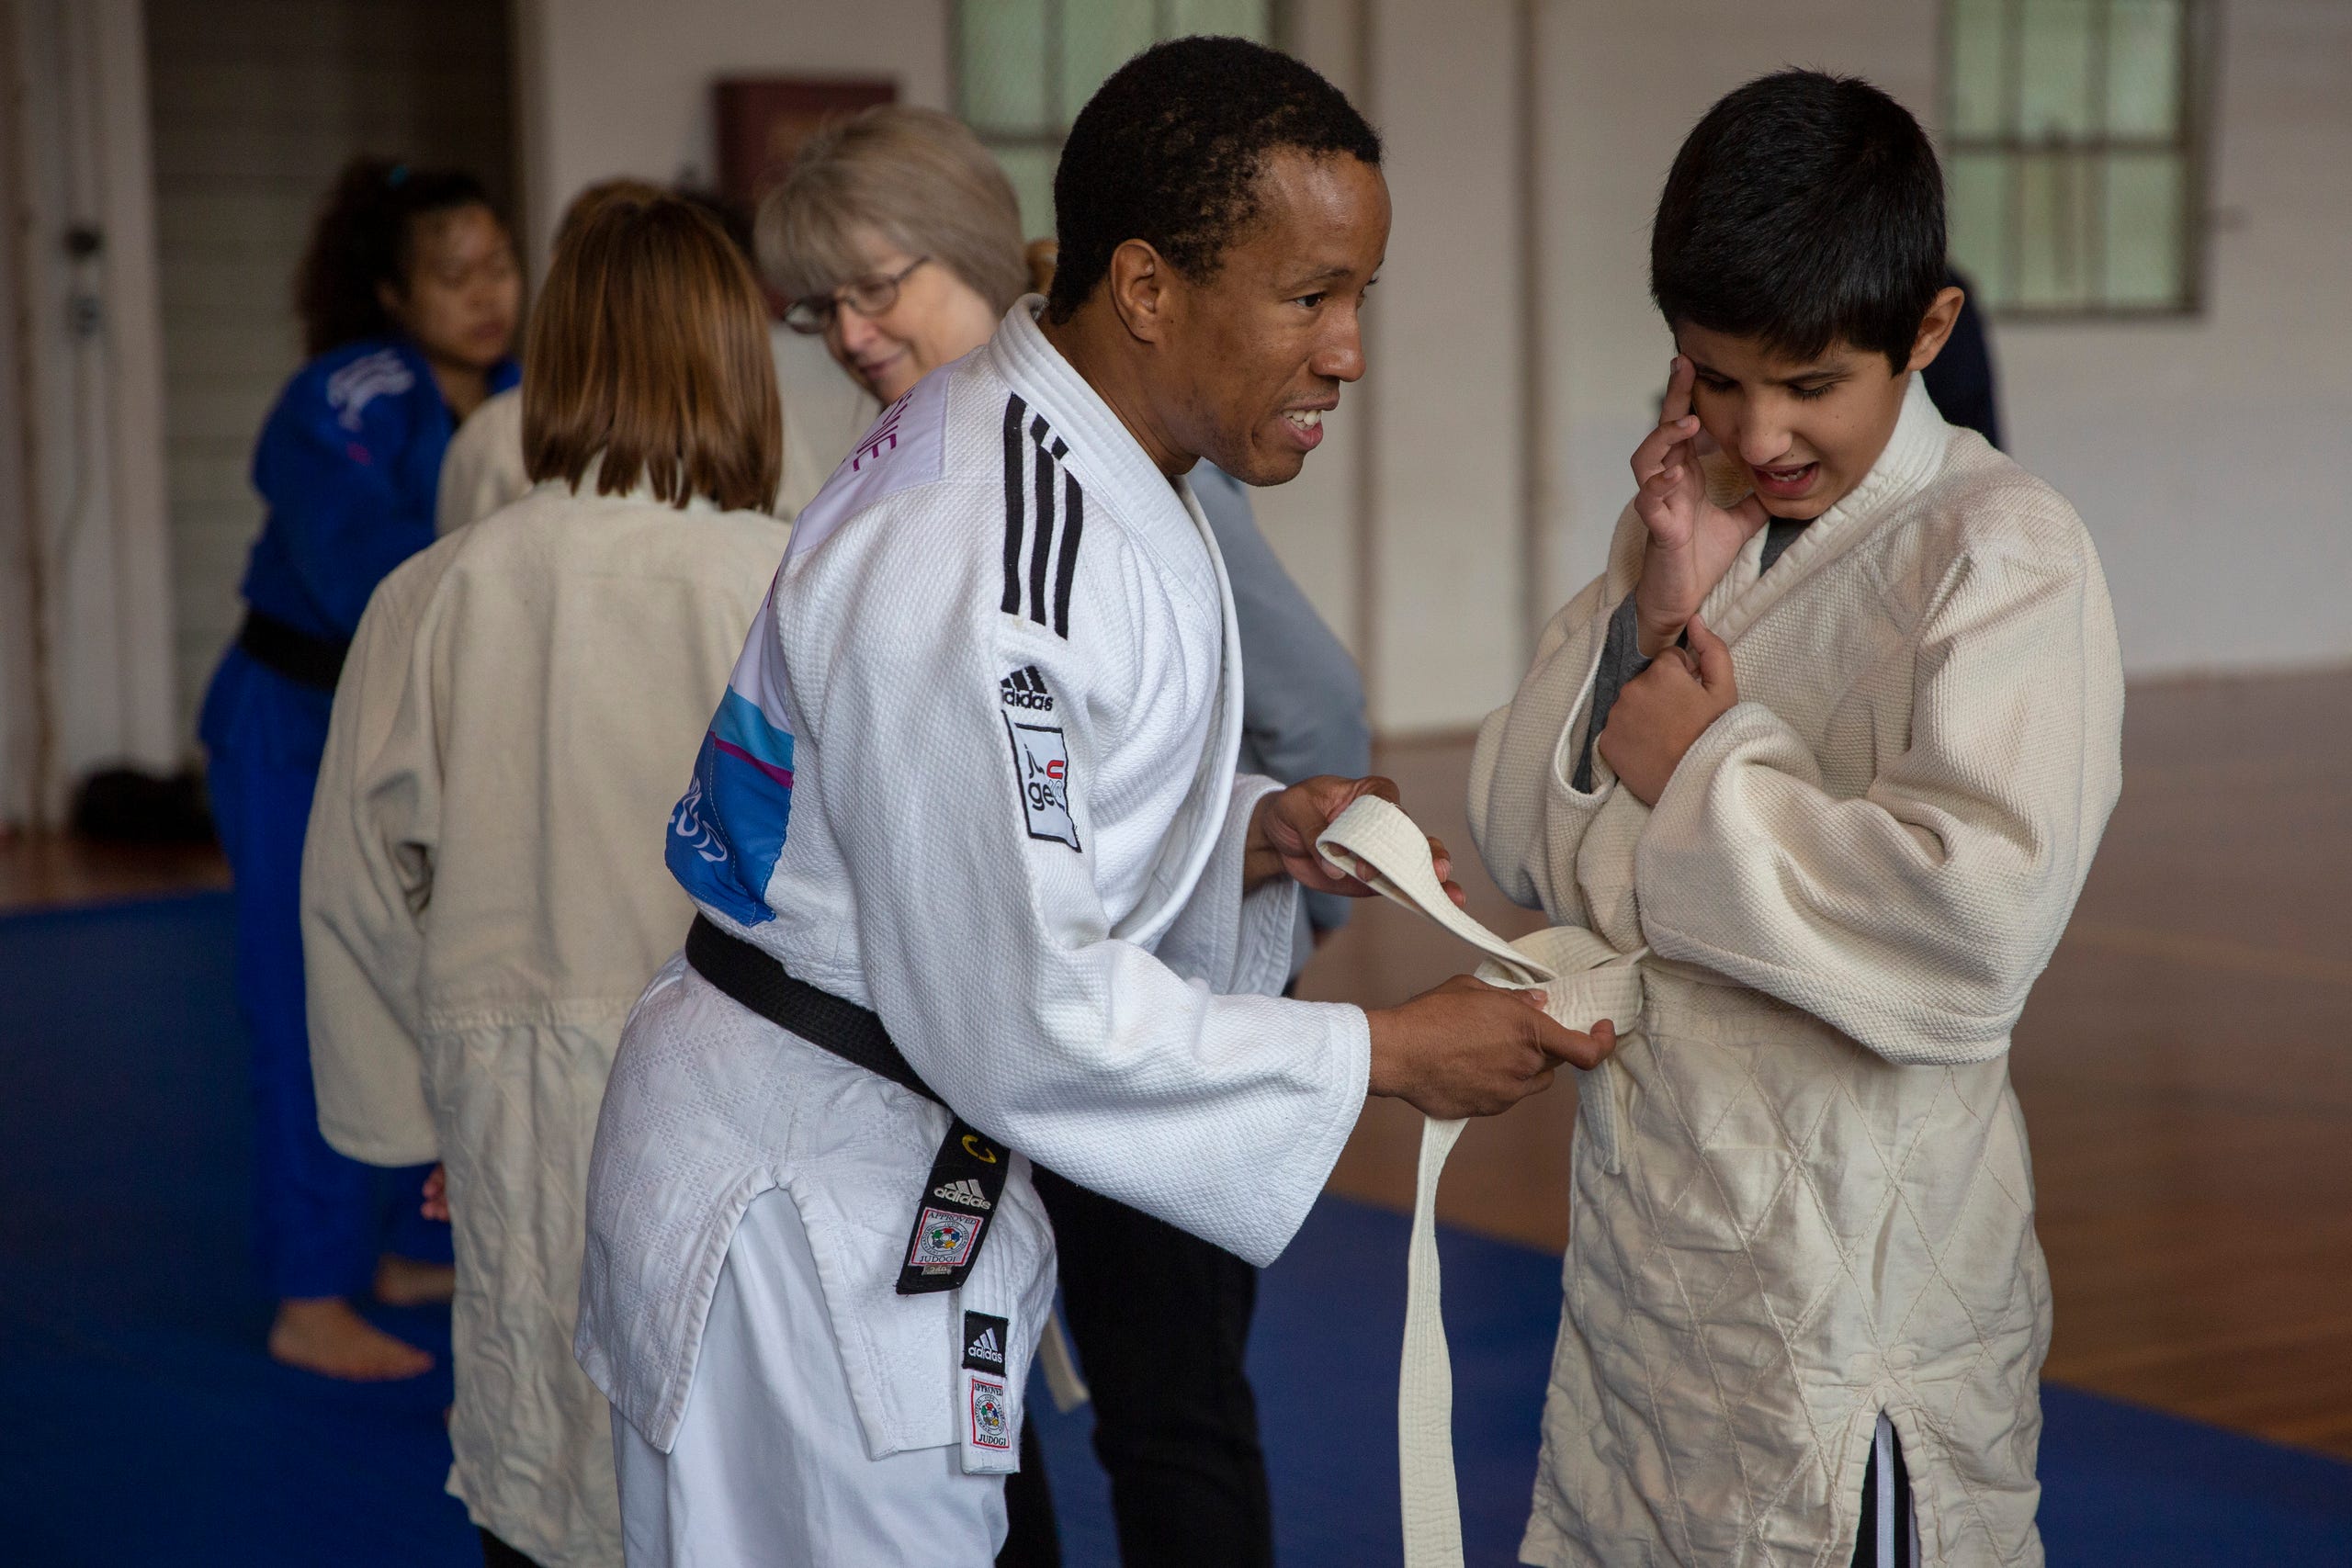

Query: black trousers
[[996, 1167, 1273, 1568]]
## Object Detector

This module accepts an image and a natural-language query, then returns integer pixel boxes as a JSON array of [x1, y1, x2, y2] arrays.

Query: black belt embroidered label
[[897, 1117, 1012, 1294]]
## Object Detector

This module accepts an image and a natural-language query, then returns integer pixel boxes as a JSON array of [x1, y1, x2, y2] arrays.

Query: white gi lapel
[[987, 298, 1244, 951]]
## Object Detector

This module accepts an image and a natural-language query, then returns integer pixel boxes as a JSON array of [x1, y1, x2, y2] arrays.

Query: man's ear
[[1905, 285, 1966, 373], [375, 277, 407, 323], [1104, 239, 1175, 345]]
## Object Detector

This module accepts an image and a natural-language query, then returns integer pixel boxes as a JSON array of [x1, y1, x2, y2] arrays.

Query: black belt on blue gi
[[684, 913, 1010, 1295], [236, 609, 350, 693]]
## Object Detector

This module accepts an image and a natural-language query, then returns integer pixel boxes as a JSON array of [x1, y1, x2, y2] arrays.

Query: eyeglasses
[[782, 255, 931, 334]]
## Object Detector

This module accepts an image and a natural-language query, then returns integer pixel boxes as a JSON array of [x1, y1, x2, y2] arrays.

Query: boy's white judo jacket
[[1472, 379, 2122, 1567], [573, 299, 1371, 1472], [302, 479, 793, 1567]]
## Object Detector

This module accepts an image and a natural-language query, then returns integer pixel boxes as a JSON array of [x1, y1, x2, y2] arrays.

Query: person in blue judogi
[[198, 156, 519, 1380]]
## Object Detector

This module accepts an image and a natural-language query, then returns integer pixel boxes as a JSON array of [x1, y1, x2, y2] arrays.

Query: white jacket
[[303, 480, 791, 1567], [1472, 379, 2122, 1566], [573, 299, 1371, 1465]]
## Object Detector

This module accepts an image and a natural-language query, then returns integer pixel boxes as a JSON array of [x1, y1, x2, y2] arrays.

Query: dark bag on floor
[[71, 766, 215, 845]]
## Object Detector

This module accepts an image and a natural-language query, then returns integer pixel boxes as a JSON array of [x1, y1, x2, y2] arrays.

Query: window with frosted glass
[[1944, 0, 2210, 315], [953, 0, 1277, 238]]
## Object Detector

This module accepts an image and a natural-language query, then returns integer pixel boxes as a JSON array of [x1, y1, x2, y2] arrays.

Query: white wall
[[1351, 0, 1531, 733], [1996, 0, 2352, 674], [514, 0, 951, 269], [0, 0, 177, 825]]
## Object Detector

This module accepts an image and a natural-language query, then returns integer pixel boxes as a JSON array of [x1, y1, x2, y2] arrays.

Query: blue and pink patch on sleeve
[[666, 686, 796, 927]]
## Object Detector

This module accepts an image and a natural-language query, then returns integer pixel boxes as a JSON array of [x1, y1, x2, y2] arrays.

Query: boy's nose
[[1736, 418, 1794, 468]]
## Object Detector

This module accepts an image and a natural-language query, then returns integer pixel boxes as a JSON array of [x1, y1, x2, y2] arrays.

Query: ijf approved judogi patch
[[968, 1379, 1012, 1450]]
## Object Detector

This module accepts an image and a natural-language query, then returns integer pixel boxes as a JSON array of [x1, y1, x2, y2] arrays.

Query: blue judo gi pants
[[205, 649, 447, 1301]]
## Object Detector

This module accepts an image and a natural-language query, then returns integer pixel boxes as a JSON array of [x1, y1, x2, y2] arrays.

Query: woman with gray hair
[[761, 107, 1030, 404], [758, 104, 1371, 1568]]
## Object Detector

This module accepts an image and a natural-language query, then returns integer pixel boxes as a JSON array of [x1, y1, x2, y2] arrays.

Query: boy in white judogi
[[1473, 73, 2122, 1565], [574, 39, 1606, 1567]]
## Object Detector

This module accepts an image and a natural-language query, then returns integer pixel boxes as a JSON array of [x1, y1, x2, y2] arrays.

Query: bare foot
[[373, 1253, 457, 1307], [268, 1297, 434, 1381]]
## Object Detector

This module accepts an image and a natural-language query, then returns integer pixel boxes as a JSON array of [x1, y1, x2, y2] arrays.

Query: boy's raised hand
[[1631, 356, 1770, 657]]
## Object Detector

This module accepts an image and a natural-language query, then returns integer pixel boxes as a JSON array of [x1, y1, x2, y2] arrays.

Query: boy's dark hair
[[294, 157, 497, 356], [1651, 70, 1945, 374], [1046, 36, 1380, 322]]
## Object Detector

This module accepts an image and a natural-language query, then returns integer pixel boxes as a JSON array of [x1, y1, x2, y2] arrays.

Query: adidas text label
[[934, 1178, 993, 1210]]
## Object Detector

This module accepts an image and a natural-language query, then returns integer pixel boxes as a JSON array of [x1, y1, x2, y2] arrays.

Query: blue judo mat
[[3, 892, 2347, 1565]]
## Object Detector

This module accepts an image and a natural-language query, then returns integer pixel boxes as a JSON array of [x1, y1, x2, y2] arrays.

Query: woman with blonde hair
[[301, 195, 794, 1568], [756, 103, 1372, 1568]]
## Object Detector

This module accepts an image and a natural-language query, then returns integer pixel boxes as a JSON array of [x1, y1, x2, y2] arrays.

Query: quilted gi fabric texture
[[303, 480, 792, 1567]]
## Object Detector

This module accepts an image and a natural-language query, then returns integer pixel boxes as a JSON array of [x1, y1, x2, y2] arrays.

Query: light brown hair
[[523, 194, 782, 513], [757, 106, 1029, 313], [553, 176, 664, 254]]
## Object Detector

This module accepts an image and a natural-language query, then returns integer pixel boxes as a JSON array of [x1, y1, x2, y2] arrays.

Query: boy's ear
[[1905, 285, 1967, 374]]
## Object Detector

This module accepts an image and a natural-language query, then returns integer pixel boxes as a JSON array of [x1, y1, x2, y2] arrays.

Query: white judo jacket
[[1472, 380, 2122, 1567], [574, 299, 1372, 1467], [303, 479, 792, 1567]]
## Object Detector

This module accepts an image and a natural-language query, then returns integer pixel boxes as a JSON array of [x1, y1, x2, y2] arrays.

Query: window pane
[[959, 0, 1050, 134], [2017, 150, 2098, 308], [1948, 152, 2013, 307], [1947, 0, 2009, 137], [2018, 0, 2098, 140], [2105, 0, 2183, 138], [996, 142, 1059, 243], [1167, 0, 1271, 39], [1061, 0, 1154, 126], [2102, 151, 2186, 306]]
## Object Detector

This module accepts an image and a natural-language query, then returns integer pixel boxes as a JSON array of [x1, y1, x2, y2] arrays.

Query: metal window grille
[[951, 0, 1280, 237], [1943, 0, 2215, 317]]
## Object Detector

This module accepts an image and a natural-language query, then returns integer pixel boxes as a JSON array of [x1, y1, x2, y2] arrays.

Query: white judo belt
[[1315, 796, 1646, 1568]]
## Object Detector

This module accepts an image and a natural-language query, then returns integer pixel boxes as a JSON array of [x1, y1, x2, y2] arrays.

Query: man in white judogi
[[573, 39, 1613, 1566]]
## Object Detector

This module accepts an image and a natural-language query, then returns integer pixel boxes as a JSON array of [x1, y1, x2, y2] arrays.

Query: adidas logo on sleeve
[[1000, 665, 1054, 711], [963, 1311, 1010, 1372]]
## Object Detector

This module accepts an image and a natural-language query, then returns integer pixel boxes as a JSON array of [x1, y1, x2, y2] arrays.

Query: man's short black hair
[[1651, 70, 1945, 373], [1046, 36, 1380, 322]]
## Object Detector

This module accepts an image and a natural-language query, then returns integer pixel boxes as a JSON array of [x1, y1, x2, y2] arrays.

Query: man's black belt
[[237, 610, 350, 693], [683, 914, 1010, 1295]]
